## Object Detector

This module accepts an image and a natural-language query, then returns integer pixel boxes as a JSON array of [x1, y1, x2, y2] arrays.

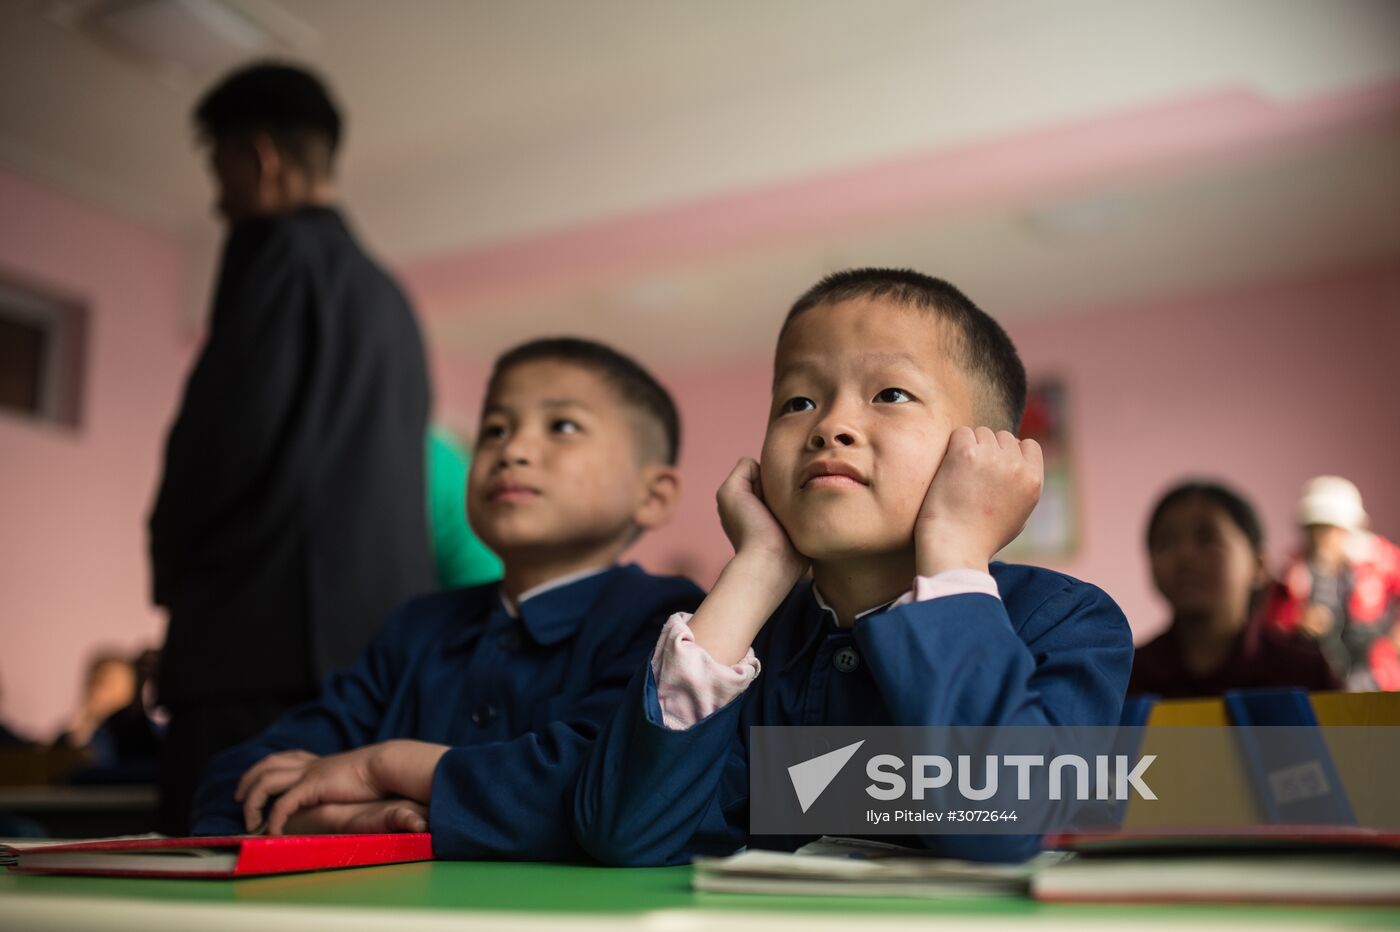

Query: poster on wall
[[999, 377, 1078, 562]]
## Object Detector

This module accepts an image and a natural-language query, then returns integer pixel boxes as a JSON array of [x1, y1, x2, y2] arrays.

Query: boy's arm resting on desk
[[426, 597, 696, 860], [853, 426, 1128, 860], [573, 457, 804, 867], [575, 572, 1132, 866], [190, 604, 413, 835], [857, 578, 1132, 728], [855, 575, 1133, 861], [573, 650, 750, 867], [572, 580, 1004, 867], [252, 740, 446, 834]]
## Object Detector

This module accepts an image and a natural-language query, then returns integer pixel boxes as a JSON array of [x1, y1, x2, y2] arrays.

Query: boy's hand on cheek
[[688, 458, 809, 665], [718, 457, 808, 586], [916, 426, 1043, 577]]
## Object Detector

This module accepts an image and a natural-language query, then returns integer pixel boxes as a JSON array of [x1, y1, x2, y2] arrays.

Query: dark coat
[[191, 565, 705, 858], [150, 206, 433, 703], [574, 563, 1134, 865]]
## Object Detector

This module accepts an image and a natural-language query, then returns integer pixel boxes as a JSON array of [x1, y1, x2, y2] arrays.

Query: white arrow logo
[[788, 740, 866, 813]]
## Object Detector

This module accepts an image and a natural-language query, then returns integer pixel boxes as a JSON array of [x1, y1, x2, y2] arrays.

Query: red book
[[0, 833, 434, 878]]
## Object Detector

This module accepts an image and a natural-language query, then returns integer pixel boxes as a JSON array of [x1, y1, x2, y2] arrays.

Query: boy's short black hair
[[194, 61, 342, 177], [1146, 480, 1265, 554], [486, 338, 680, 465], [782, 268, 1028, 432]]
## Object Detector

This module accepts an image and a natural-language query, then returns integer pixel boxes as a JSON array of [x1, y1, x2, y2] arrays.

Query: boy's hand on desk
[[252, 744, 384, 834], [282, 799, 429, 835], [258, 740, 450, 835], [236, 749, 320, 832], [916, 426, 1042, 576]]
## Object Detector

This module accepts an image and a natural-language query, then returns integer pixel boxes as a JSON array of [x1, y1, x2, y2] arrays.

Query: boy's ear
[[250, 132, 282, 183], [633, 464, 681, 532], [251, 131, 303, 208]]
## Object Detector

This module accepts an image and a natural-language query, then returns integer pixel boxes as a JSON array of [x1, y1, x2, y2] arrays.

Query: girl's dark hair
[[1146, 480, 1264, 553]]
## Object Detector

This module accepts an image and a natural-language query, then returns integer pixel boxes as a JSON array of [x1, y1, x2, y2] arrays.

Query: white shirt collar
[[812, 584, 898, 629], [500, 565, 613, 618]]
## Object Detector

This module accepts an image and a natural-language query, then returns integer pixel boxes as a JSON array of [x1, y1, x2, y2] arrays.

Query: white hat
[[1297, 476, 1368, 532]]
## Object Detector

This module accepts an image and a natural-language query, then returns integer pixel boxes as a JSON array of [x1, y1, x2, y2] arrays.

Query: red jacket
[[1267, 533, 1400, 689]]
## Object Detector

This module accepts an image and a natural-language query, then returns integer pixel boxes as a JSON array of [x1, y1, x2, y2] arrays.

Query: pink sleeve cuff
[[650, 614, 761, 731], [894, 568, 1002, 606]]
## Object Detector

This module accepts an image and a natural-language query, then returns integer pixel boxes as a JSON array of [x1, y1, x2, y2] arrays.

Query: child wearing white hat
[[1267, 477, 1400, 690]]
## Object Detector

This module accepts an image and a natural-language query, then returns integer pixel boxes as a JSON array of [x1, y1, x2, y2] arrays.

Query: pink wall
[[1010, 262, 1400, 641], [0, 169, 192, 740], [623, 361, 772, 581], [449, 261, 1398, 643]]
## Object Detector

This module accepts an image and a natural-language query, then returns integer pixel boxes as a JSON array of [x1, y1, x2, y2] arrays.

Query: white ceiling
[[2, 0, 1399, 364]]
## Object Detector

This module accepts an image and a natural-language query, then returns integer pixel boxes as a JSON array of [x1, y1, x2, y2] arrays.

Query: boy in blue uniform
[[192, 338, 703, 859], [574, 269, 1132, 865]]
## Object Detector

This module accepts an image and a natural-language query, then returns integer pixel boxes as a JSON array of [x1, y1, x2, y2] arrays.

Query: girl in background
[[1130, 481, 1336, 698]]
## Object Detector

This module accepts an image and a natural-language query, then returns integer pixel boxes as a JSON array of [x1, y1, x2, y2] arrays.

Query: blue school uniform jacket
[[192, 564, 703, 858], [573, 562, 1133, 865]]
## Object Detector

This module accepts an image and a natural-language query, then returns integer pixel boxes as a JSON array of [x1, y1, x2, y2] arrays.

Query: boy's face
[[760, 298, 978, 562], [467, 360, 664, 560]]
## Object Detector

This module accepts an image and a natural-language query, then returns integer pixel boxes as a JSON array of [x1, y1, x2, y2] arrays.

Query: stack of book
[[691, 829, 1400, 905]]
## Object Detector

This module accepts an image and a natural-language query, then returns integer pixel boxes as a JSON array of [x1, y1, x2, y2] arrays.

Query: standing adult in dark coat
[[149, 63, 433, 834]]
